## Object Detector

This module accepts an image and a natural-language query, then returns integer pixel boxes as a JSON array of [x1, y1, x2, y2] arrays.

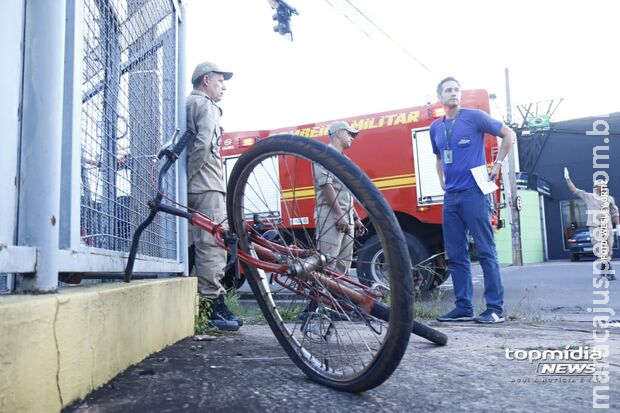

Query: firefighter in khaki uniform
[[186, 62, 241, 331], [313, 121, 365, 274]]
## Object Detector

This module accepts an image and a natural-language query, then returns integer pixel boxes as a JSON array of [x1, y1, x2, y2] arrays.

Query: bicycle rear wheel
[[226, 134, 415, 392]]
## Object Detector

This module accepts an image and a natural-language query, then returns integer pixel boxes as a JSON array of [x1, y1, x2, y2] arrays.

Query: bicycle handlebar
[[124, 130, 195, 282], [172, 129, 193, 158]]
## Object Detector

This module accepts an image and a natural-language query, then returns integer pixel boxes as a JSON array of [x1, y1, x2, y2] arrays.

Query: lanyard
[[441, 111, 460, 150]]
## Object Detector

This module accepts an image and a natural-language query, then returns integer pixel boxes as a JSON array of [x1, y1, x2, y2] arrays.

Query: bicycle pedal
[[301, 314, 335, 342], [370, 282, 390, 298]]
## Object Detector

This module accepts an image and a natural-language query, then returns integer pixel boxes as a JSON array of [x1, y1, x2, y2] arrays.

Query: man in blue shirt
[[430, 77, 516, 323]]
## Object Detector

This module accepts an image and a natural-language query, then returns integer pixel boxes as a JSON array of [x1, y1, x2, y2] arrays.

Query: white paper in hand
[[470, 165, 499, 195]]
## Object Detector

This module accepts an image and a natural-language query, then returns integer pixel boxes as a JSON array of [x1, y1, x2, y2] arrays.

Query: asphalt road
[[234, 258, 620, 322], [433, 259, 619, 322]]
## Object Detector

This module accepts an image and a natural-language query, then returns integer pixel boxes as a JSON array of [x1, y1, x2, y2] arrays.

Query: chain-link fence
[[80, 0, 178, 259]]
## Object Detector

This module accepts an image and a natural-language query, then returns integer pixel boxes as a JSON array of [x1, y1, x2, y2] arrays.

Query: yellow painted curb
[[0, 277, 197, 412]]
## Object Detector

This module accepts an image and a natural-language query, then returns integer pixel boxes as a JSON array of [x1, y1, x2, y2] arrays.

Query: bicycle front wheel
[[226, 134, 415, 392]]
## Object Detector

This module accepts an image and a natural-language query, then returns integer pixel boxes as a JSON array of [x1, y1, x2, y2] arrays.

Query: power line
[[323, 0, 371, 37], [336, 0, 435, 74]]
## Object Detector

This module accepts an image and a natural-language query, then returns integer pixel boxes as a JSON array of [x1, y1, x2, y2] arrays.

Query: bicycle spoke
[[227, 135, 415, 391]]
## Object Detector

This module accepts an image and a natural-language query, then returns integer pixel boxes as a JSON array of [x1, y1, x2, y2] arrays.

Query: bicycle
[[124, 131, 447, 392]]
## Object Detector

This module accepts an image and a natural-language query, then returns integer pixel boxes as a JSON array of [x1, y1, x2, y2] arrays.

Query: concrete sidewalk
[[63, 260, 620, 412], [63, 320, 619, 413]]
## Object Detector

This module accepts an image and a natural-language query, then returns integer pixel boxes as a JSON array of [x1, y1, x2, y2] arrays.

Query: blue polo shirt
[[430, 108, 502, 192]]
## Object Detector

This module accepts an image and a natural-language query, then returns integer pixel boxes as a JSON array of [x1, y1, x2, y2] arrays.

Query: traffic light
[[271, 0, 297, 40]]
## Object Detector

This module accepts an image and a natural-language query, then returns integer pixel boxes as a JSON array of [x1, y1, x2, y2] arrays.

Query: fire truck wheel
[[357, 232, 437, 291]]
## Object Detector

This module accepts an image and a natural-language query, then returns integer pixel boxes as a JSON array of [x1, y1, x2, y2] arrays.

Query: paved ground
[[63, 261, 620, 412], [63, 322, 619, 413], [424, 259, 620, 323], [235, 259, 620, 322]]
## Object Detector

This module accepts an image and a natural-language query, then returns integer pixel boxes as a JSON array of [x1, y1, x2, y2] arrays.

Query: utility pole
[[504, 68, 523, 266]]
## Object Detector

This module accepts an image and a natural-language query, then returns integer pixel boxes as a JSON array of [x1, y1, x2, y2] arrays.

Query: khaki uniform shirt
[[573, 189, 619, 228], [186, 90, 225, 194], [312, 146, 354, 224]]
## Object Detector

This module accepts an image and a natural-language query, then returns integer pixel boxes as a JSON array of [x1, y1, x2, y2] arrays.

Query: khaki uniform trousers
[[188, 191, 227, 298], [589, 222, 615, 262], [316, 209, 355, 275]]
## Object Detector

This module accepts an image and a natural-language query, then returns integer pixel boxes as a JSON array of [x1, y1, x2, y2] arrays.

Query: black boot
[[214, 295, 243, 326], [596, 261, 616, 281], [608, 263, 616, 280], [298, 300, 318, 322], [209, 296, 240, 331]]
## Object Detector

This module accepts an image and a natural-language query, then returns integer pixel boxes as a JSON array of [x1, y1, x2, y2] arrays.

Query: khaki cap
[[191, 61, 233, 83], [328, 121, 359, 137]]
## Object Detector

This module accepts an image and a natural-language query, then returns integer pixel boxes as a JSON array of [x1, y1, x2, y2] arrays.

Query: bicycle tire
[[226, 134, 415, 392]]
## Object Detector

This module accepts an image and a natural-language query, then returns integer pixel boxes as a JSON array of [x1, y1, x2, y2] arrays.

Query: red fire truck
[[221, 89, 500, 291]]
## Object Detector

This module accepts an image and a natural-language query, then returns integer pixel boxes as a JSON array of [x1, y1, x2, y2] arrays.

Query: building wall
[[496, 189, 544, 264]]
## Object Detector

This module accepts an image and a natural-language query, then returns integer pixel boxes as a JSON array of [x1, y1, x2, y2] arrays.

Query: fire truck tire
[[226, 134, 416, 392], [357, 232, 439, 291]]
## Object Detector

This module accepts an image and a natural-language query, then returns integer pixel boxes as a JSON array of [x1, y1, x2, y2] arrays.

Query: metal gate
[[1, 0, 187, 293], [80, 0, 179, 259]]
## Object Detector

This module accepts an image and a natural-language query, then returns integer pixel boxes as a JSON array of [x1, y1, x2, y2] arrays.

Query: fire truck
[[221, 89, 500, 291]]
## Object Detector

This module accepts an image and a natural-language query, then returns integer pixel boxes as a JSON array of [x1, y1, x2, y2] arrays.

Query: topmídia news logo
[[505, 345, 606, 376]]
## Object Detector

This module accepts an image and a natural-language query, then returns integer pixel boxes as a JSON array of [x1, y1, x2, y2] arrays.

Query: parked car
[[568, 228, 594, 261]]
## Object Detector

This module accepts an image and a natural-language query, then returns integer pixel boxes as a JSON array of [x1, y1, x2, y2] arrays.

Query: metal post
[[163, 19, 177, 259], [539, 194, 548, 261], [17, 0, 67, 292], [60, 0, 85, 251], [176, 1, 189, 275], [504, 68, 523, 266], [128, 0, 161, 258]]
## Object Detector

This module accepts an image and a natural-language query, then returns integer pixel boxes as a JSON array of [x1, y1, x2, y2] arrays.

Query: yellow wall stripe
[[281, 174, 417, 201]]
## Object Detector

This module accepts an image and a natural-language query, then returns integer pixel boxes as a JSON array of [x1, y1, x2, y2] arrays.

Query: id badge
[[444, 149, 453, 164]]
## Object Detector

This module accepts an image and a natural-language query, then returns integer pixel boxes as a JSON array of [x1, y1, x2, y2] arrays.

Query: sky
[[184, 0, 619, 132]]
